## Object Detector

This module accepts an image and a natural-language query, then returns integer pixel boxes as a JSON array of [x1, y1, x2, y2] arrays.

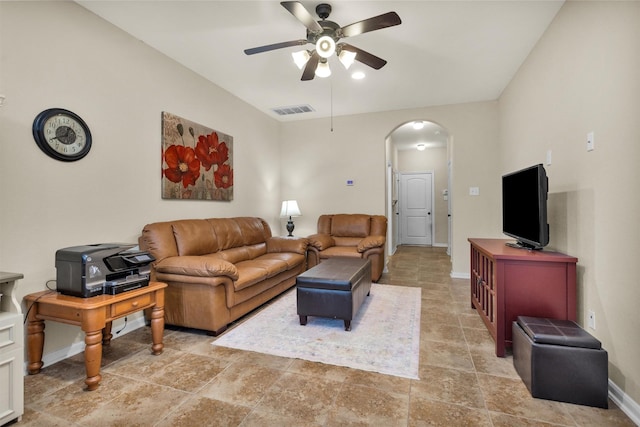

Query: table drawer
[[111, 293, 153, 317]]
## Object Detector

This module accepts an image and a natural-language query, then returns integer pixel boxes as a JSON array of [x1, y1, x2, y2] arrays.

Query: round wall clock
[[32, 108, 92, 162]]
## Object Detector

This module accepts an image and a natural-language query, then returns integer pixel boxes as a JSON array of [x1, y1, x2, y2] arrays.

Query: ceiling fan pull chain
[[330, 79, 334, 132]]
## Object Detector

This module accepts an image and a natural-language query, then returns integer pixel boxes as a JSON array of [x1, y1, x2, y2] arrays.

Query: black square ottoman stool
[[513, 316, 608, 408], [296, 257, 371, 331]]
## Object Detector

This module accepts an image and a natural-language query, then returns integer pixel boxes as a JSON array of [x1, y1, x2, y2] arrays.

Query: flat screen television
[[502, 164, 549, 250]]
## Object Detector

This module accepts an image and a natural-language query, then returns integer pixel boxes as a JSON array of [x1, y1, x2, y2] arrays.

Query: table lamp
[[280, 200, 301, 237]]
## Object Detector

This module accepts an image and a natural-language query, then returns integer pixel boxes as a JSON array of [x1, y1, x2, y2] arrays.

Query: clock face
[[33, 108, 92, 161]]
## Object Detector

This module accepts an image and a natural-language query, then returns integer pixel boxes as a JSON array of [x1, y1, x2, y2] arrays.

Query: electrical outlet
[[587, 131, 595, 151], [587, 310, 596, 330]]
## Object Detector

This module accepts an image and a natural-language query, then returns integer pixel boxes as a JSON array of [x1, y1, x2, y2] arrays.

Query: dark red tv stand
[[468, 238, 578, 357]]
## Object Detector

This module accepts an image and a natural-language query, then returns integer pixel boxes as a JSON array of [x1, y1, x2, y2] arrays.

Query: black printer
[[55, 243, 155, 297]]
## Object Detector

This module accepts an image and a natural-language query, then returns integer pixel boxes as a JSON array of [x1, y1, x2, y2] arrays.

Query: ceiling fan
[[244, 1, 402, 81]]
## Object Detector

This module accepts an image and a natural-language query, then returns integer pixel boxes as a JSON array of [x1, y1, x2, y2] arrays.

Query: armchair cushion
[[307, 234, 335, 251], [357, 235, 386, 252]]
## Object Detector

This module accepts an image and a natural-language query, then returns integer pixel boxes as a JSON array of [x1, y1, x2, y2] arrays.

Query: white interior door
[[399, 172, 433, 245]]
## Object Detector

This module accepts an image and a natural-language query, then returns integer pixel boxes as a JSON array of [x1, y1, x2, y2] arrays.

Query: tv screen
[[502, 164, 549, 250]]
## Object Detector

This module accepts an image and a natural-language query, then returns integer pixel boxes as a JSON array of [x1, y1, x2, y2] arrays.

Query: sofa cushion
[[209, 218, 245, 250], [258, 252, 306, 270], [236, 217, 270, 245], [233, 263, 269, 291], [331, 214, 371, 237], [155, 255, 238, 280], [217, 247, 251, 264], [172, 220, 218, 256], [246, 257, 289, 278]]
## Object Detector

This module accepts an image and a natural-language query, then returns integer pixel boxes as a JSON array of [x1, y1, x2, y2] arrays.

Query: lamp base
[[286, 219, 295, 237]]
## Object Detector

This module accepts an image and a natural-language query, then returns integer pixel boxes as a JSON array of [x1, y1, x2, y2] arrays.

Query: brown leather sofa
[[139, 217, 307, 335], [307, 214, 387, 282]]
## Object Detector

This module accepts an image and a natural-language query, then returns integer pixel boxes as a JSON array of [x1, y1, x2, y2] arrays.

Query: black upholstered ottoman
[[296, 257, 371, 331], [513, 316, 608, 408]]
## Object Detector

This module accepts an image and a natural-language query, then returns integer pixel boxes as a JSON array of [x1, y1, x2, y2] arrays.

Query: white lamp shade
[[316, 36, 336, 58], [338, 50, 357, 69], [280, 200, 301, 217], [292, 50, 310, 69], [315, 60, 331, 78]]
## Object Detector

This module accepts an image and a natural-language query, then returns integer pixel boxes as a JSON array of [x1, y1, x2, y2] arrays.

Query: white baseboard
[[24, 316, 147, 374], [451, 272, 470, 279], [609, 379, 640, 426]]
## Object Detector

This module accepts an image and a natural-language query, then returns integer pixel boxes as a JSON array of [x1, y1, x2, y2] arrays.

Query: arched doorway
[[385, 120, 451, 256]]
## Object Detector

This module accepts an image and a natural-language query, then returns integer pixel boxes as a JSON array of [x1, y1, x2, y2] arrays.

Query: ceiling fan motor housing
[[316, 3, 332, 20], [306, 20, 340, 44]]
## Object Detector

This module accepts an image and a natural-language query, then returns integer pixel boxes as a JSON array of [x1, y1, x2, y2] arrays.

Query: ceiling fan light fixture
[[292, 50, 310, 69], [315, 59, 331, 78], [316, 35, 336, 58], [338, 50, 357, 69]]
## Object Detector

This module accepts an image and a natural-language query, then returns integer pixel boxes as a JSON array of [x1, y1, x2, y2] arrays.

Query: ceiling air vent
[[271, 104, 315, 116]]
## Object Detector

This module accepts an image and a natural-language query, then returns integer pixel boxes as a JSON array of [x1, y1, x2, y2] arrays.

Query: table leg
[[102, 321, 113, 346], [83, 329, 103, 391], [149, 301, 165, 355], [26, 317, 45, 375]]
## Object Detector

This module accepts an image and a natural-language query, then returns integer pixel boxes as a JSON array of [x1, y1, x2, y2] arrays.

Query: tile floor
[[17, 246, 635, 426]]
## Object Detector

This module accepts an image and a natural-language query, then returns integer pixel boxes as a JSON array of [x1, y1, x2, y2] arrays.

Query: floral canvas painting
[[161, 112, 233, 201]]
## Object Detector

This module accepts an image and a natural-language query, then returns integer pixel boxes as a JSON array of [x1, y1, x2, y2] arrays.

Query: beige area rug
[[213, 283, 421, 379]]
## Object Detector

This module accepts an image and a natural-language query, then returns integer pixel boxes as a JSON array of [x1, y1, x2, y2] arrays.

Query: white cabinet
[[0, 272, 23, 425]]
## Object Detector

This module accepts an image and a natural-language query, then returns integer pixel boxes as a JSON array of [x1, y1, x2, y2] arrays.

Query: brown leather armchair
[[307, 214, 387, 282]]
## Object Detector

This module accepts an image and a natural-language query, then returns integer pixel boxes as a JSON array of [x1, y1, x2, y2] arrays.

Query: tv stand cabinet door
[[501, 260, 576, 348]]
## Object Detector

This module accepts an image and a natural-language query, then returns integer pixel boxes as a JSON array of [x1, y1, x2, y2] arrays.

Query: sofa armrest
[[307, 233, 335, 251], [357, 235, 386, 252], [266, 237, 308, 255], [155, 256, 239, 280]]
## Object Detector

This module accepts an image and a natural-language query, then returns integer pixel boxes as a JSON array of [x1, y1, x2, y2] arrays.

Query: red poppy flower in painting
[[163, 144, 201, 188], [214, 163, 233, 189], [196, 132, 229, 171]]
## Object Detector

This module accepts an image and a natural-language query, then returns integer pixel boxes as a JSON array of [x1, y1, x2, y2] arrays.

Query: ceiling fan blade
[[301, 51, 320, 81], [340, 12, 401, 38], [244, 39, 307, 55], [281, 1, 323, 34], [340, 44, 387, 70]]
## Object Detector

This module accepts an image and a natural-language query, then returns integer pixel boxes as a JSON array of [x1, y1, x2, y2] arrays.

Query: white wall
[[499, 1, 640, 406], [279, 102, 501, 274], [0, 1, 281, 354]]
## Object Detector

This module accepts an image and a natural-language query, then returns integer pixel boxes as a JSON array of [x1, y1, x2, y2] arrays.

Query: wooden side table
[[25, 281, 167, 390]]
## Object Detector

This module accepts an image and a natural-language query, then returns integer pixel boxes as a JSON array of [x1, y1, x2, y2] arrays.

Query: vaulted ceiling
[[77, 1, 563, 126]]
